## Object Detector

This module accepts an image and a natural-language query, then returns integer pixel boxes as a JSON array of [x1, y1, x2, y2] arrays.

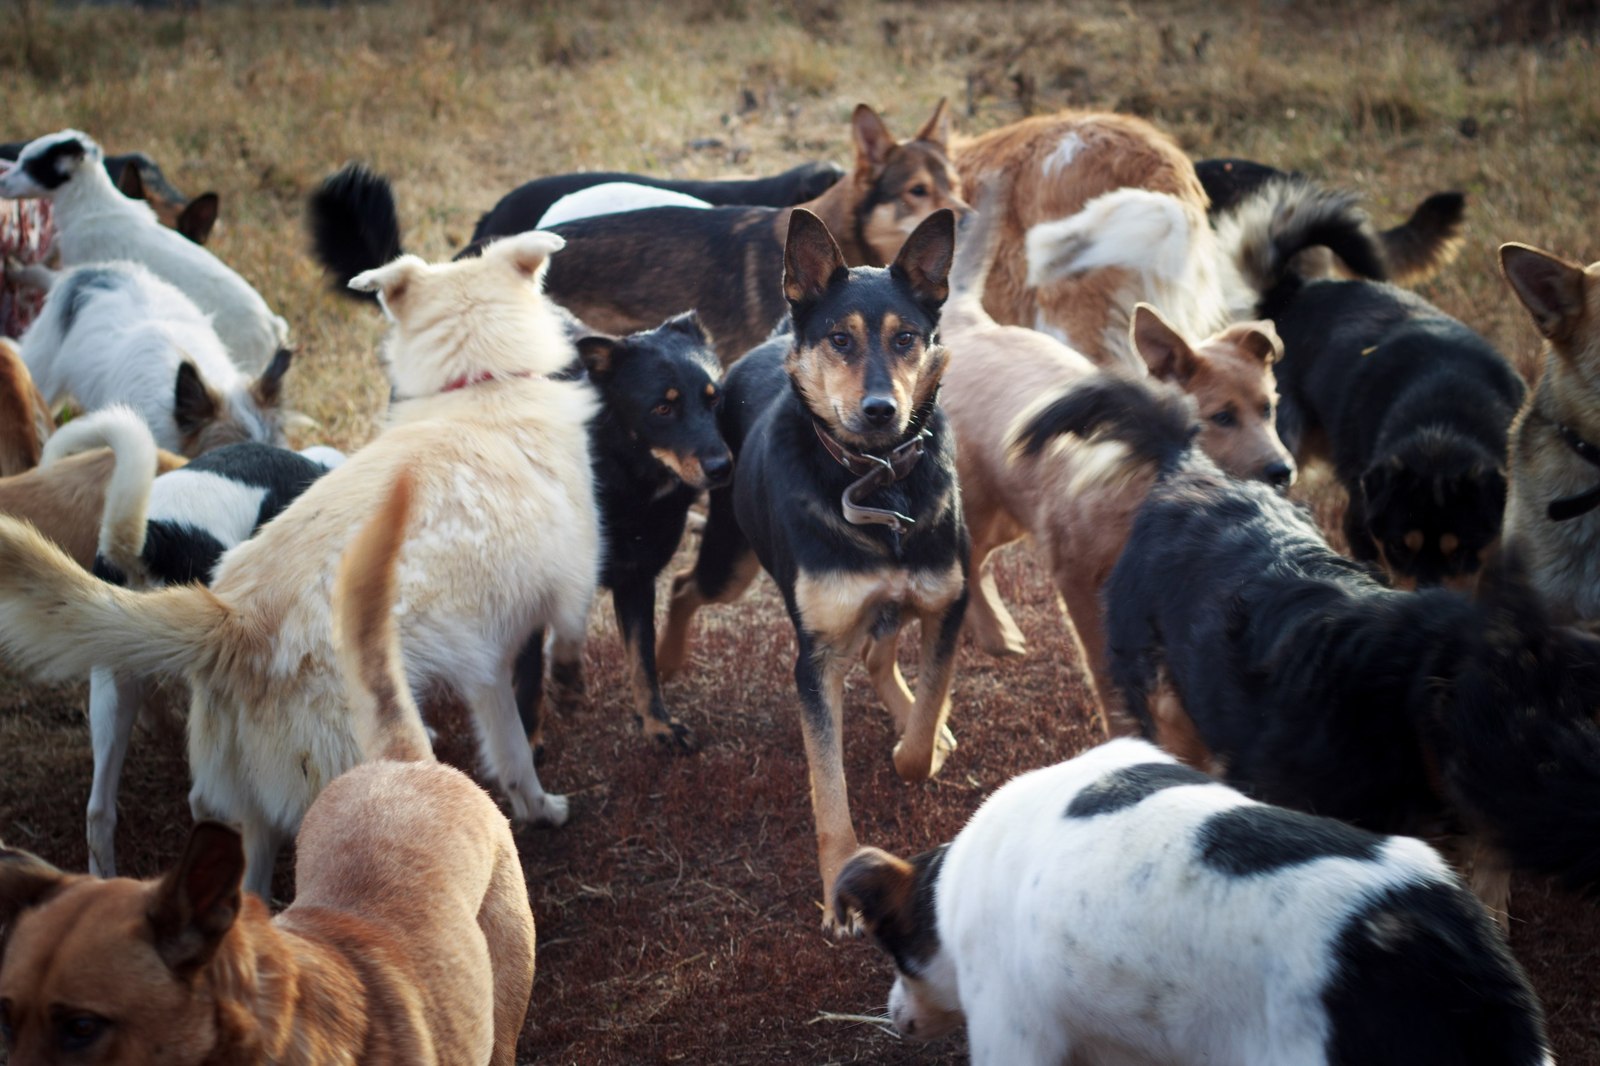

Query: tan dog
[[0, 336, 54, 475], [941, 197, 1283, 729], [0, 475, 536, 1066], [1500, 242, 1600, 622], [0, 230, 597, 899], [0, 405, 184, 569]]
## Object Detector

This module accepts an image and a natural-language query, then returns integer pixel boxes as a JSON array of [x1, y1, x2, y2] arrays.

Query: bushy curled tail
[[332, 471, 433, 764], [39, 405, 159, 586], [1007, 371, 1198, 474], [307, 162, 404, 301]]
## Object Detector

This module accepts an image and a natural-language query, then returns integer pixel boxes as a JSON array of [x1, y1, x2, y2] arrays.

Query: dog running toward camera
[[0, 474, 536, 1065], [835, 737, 1552, 1065], [514, 312, 732, 758], [657, 209, 966, 932], [0, 231, 596, 898], [1500, 243, 1600, 622]]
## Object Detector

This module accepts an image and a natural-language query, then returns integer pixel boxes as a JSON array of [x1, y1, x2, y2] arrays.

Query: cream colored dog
[[0, 230, 599, 898]]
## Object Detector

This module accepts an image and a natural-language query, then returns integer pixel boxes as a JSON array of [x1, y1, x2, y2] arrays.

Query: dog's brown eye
[[829, 332, 852, 351], [909, 184, 929, 198], [652, 402, 674, 417], [894, 331, 916, 349], [56, 1013, 110, 1052], [1209, 409, 1237, 428]]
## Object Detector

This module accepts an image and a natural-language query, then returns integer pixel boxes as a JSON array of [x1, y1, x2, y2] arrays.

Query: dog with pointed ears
[[0, 473, 536, 1066], [656, 208, 964, 933], [1500, 243, 1600, 623]]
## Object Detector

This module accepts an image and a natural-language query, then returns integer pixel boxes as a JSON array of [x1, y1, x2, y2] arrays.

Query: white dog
[[0, 230, 598, 898], [835, 738, 1551, 1066], [0, 130, 288, 370], [16, 261, 289, 456]]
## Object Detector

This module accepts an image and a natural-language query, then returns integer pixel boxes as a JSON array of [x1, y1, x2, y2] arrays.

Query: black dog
[[656, 208, 966, 933], [515, 312, 731, 757], [1197, 157, 1464, 286], [1261, 273, 1526, 588], [1035, 375, 1600, 918], [468, 161, 844, 246]]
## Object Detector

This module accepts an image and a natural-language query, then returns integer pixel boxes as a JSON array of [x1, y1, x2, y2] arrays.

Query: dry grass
[[3, 1, 1600, 1063]]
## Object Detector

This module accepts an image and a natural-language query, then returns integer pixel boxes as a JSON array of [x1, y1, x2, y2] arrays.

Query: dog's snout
[[702, 452, 733, 487], [1264, 460, 1295, 491], [861, 396, 898, 427]]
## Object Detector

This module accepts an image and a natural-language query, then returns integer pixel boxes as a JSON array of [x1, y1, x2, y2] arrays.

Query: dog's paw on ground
[[642, 715, 700, 754]]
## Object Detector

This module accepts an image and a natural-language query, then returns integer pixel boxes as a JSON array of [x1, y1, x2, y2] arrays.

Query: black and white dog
[[836, 738, 1552, 1065]]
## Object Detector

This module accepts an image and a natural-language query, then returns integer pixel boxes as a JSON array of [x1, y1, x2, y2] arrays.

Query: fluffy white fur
[[18, 261, 287, 456], [1023, 187, 1241, 354], [535, 182, 712, 228], [0, 130, 288, 371], [0, 230, 599, 897], [841, 738, 1550, 1066]]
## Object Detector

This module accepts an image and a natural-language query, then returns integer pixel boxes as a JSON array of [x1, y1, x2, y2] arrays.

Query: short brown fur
[[0, 337, 53, 476]]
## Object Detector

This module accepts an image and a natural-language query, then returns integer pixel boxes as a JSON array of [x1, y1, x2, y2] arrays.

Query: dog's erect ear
[[177, 192, 220, 245], [1223, 319, 1284, 366], [851, 104, 898, 174], [250, 348, 293, 408], [577, 336, 621, 379], [174, 362, 219, 435], [0, 844, 71, 929], [348, 253, 427, 316], [913, 97, 952, 148], [487, 230, 567, 283], [1131, 303, 1199, 384], [783, 209, 848, 309], [891, 208, 956, 315], [148, 822, 244, 975], [115, 160, 146, 201], [664, 310, 711, 347], [832, 846, 915, 938], [1500, 243, 1587, 343]]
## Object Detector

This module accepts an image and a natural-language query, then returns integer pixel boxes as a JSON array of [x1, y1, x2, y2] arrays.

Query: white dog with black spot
[[834, 738, 1551, 1066]]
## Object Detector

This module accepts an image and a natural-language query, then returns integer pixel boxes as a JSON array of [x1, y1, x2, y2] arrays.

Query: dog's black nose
[[861, 396, 897, 426], [1264, 460, 1295, 490], [702, 453, 732, 487]]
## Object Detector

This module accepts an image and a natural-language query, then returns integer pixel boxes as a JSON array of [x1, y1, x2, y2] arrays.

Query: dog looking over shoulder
[[0, 130, 286, 370], [0, 230, 596, 899], [14, 261, 291, 456], [1499, 242, 1600, 621], [835, 737, 1552, 1066], [0, 474, 537, 1066]]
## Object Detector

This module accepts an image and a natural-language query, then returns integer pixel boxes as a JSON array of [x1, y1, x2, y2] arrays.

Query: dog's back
[[937, 739, 1549, 1065]]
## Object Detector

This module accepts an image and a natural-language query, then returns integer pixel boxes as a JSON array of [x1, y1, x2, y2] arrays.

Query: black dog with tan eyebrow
[[515, 312, 732, 757], [657, 208, 967, 935]]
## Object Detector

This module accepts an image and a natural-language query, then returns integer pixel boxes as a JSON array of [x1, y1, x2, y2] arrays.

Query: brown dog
[[0, 474, 536, 1066], [0, 337, 52, 475], [941, 197, 1283, 730], [1500, 242, 1600, 623]]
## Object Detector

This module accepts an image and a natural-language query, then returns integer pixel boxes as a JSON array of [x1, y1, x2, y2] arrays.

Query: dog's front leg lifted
[[794, 628, 862, 938], [614, 577, 697, 752], [894, 593, 966, 782]]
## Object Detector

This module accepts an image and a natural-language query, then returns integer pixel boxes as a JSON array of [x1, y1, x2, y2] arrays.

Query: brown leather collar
[[813, 418, 931, 535]]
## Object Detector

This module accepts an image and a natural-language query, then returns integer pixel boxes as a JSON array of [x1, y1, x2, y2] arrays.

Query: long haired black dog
[[1015, 373, 1600, 918]]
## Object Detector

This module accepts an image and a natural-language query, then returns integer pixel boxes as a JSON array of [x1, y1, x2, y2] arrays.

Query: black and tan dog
[[309, 102, 968, 364], [656, 208, 965, 933], [1261, 271, 1525, 589], [515, 312, 731, 757]]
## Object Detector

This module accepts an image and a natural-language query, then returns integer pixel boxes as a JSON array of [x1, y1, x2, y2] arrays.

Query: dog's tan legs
[[966, 531, 1028, 658], [470, 680, 569, 827], [1468, 836, 1513, 930], [893, 598, 966, 783], [1056, 575, 1134, 738], [85, 666, 142, 877], [863, 631, 915, 732], [657, 546, 760, 681]]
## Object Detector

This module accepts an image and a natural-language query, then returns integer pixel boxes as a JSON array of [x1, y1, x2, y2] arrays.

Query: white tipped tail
[[332, 471, 433, 764], [1025, 188, 1196, 289], [38, 405, 159, 585]]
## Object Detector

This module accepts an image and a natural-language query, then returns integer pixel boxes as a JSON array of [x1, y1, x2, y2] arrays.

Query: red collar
[[441, 369, 540, 393]]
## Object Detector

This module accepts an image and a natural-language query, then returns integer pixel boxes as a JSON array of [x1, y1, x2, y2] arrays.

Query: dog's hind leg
[[895, 593, 966, 782], [85, 666, 142, 877], [965, 516, 1028, 658], [511, 631, 546, 761], [863, 628, 914, 733], [480, 832, 537, 1066], [658, 486, 759, 680], [470, 678, 569, 828], [614, 576, 697, 753]]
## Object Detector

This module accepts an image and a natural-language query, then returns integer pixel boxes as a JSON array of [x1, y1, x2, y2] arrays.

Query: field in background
[[3, 2, 1599, 1063]]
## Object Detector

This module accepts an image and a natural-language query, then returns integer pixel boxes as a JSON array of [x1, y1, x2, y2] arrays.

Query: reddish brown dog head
[[0, 824, 246, 1066], [1130, 303, 1294, 489], [847, 101, 971, 265]]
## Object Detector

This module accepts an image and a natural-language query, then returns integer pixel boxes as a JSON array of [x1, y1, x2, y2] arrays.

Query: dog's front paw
[[892, 724, 958, 781], [642, 714, 700, 754], [531, 791, 570, 827]]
